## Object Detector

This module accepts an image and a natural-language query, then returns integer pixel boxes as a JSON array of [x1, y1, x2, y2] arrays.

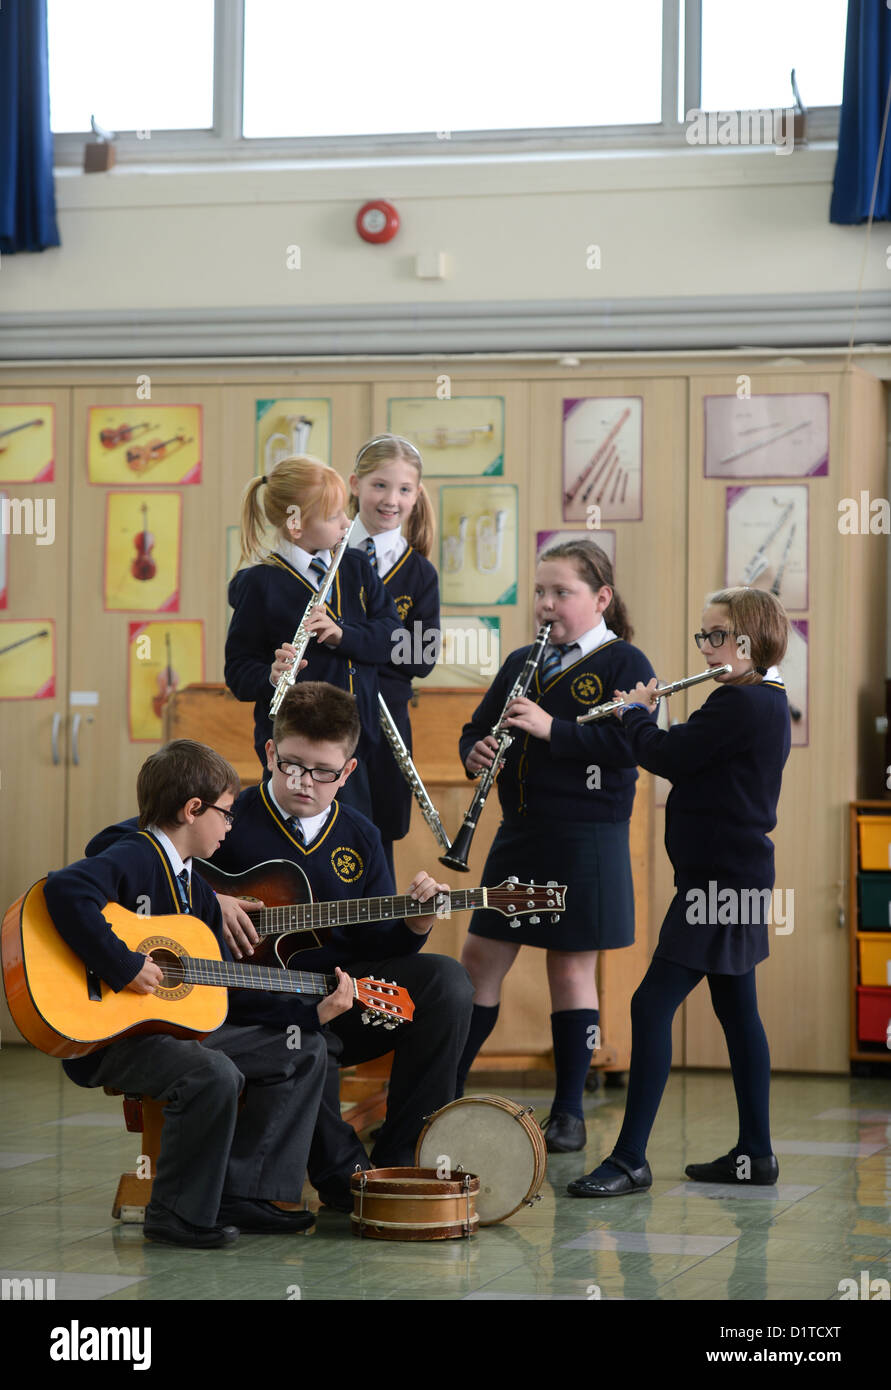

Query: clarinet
[[440, 623, 552, 873], [269, 519, 357, 716], [378, 694, 452, 853]]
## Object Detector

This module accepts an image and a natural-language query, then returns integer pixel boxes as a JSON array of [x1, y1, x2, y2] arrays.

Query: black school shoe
[[217, 1197, 315, 1233], [685, 1150, 779, 1185], [144, 1201, 239, 1248], [567, 1156, 653, 1197], [541, 1112, 587, 1153]]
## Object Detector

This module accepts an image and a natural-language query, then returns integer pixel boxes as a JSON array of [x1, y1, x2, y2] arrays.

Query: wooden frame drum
[[415, 1094, 547, 1225], [350, 1167, 480, 1241]]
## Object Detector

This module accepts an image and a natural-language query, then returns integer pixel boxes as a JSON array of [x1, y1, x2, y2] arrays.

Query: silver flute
[[378, 694, 452, 852], [269, 519, 357, 716], [576, 664, 733, 724]]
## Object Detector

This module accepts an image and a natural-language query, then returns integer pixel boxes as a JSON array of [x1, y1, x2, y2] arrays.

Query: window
[[700, 0, 846, 112]]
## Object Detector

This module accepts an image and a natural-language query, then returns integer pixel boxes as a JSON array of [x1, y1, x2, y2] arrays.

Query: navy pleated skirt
[[467, 817, 635, 951], [654, 879, 771, 975]]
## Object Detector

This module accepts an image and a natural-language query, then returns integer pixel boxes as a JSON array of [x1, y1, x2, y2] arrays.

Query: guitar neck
[[252, 887, 487, 940], [182, 957, 336, 995]]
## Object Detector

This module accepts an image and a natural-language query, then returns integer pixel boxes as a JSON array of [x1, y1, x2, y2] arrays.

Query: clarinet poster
[[87, 405, 202, 485], [255, 399, 331, 474], [0, 620, 55, 700], [562, 397, 642, 525], [781, 619, 809, 747], [128, 619, 204, 742], [725, 485, 808, 612], [0, 405, 54, 484], [704, 394, 829, 478], [104, 492, 182, 613], [536, 529, 616, 567], [387, 397, 505, 476], [429, 616, 501, 689], [439, 484, 518, 606]]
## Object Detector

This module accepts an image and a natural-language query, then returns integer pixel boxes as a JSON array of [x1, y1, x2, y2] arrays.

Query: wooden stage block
[[162, 683, 261, 787]]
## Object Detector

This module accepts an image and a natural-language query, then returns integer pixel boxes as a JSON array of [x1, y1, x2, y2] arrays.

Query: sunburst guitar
[[194, 858, 568, 968], [1, 879, 414, 1060]]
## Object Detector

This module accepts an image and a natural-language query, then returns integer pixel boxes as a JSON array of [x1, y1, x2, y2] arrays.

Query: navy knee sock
[[708, 971, 772, 1158], [551, 1009, 599, 1121], [454, 1003, 499, 1098]]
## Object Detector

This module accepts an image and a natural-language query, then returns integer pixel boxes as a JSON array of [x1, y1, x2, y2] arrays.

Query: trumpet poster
[[387, 397, 505, 476], [87, 405, 202, 485], [562, 397, 643, 524], [439, 484, 518, 606], [725, 485, 808, 612], [0, 620, 55, 700], [0, 405, 54, 484], [704, 393, 829, 478], [255, 399, 331, 474], [128, 620, 204, 742], [104, 492, 182, 613]]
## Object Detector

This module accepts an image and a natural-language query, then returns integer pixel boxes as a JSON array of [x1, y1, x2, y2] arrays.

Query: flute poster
[[387, 397, 504, 476], [0, 405, 54, 484], [439, 484, 518, 606], [104, 492, 182, 613], [429, 617, 501, 689], [255, 399, 331, 474], [128, 620, 204, 742], [562, 397, 642, 525], [536, 529, 616, 567], [87, 405, 202, 485], [0, 620, 55, 700], [704, 394, 829, 478], [781, 619, 809, 748], [725, 485, 808, 611]]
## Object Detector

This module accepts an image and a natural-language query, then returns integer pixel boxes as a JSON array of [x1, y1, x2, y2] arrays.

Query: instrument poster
[[0, 405, 54, 484], [428, 616, 501, 689], [226, 523, 241, 630], [704, 394, 829, 478], [387, 397, 505, 476], [0, 494, 7, 608], [87, 405, 202, 485], [104, 492, 182, 613], [536, 528, 616, 567], [725, 485, 808, 611], [255, 399, 331, 474], [439, 484, 518, 606], [781, 619, 809, 747], [562, 397, 642, 524], [128, 620, 204, 742], [0, 620, 55, 700]]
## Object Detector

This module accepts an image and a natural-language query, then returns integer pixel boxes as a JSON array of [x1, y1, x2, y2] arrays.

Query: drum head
[[416, 1096, 543, 1225]]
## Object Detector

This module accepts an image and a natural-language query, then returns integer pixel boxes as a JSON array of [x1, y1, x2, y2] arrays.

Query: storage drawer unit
[[856, 987, 891, 1046], [858, 818, 891, 870], [858, 874, 891, 929], [858, 934, 891, 987]]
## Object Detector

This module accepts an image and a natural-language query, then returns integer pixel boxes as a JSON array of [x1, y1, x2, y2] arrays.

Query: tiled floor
[[1, 1046, 889, 1301]]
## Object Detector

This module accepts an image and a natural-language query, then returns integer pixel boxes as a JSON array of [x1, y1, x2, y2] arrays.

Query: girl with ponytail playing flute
[[568, 587, 790, 1197], [454, 540, 656, 1152]]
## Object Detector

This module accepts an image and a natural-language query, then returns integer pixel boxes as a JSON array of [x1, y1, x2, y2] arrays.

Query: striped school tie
[[540, 641, 579, 685], [288, 817, 305, 845], [175, 868, 191, 913], [363, 536, 378, 570], [308, 554, 328, 588]]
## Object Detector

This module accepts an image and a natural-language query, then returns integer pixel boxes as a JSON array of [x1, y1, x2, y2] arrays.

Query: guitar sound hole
[[149, 948, 183, 990]]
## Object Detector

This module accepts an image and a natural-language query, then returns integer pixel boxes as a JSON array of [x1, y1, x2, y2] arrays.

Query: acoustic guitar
[[1, 878, 414, 1060], [194, 858, 568, 968]]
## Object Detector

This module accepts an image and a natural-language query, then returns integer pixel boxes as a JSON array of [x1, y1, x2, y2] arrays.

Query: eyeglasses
[[275, 752, 345, 784], [694, 628, 734, 651], [198, 801, 235, 827]]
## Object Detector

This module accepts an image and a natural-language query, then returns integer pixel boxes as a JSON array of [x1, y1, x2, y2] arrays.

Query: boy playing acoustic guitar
[[43, 740, 353, 1248]]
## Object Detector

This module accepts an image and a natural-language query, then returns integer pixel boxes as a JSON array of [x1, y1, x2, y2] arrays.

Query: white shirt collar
[[267, 781, 332, 845], [764, 665, 782, 682], [551, 619, 616, 668], [148, 826, 191, 881], [349, 514, 407, 573], [277, 538, 331, 583]]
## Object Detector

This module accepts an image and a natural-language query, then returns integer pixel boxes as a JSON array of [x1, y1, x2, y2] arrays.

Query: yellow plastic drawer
[[859, 818, 891, 870], [859, 933, 891, 988]]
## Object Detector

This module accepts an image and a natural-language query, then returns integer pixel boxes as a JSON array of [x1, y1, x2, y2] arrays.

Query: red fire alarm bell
[[356, 200, 400, 244]]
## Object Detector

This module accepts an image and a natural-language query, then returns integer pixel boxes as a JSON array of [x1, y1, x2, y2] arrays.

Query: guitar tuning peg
[[547, 880, 557, 886], [507, 875, 518, 884], [361, 1009, 372, 1025], [529, 915, 540, 925], [509, 917, 520, 929], [383, 1021, 396, 1030], [529, 879, 535, 885], [550, 914, 560, 924]]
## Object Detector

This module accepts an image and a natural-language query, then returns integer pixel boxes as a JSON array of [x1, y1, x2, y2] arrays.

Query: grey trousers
[[89, 1023, 327, 1227]]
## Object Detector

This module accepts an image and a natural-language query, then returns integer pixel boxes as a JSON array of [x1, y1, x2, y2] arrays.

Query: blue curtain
[[830, 0, 891, 224], [0, 0, 60, 253]]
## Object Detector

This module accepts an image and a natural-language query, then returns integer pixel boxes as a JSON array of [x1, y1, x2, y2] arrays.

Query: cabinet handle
[[51, 712, 62, 765], [71, 713, 81, 765]]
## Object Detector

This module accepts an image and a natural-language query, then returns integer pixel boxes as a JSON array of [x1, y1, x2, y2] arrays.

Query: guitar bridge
[[86, 967, 102, 1002]]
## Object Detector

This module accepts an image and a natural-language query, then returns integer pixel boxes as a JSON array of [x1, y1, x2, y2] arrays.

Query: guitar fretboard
[[252, 887, 488, 939], [176, 958, 338, 994]]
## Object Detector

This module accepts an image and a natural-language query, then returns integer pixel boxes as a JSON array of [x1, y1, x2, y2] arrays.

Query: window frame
[[49, 0, 842, 167]]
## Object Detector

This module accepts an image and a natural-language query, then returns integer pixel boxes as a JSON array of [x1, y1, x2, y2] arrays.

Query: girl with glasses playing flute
[[568, 587, 791, 1197]]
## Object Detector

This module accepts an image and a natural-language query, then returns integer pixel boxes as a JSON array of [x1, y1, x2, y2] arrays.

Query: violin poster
[[439, 483, 518, 606], [87, 405, 202, 485], [104, 492, 182, 612], [0, 405, 54, 484], [0, 620, 55, 700], [255, 399, 331, 474], [128, 620, 204, 742], [387, 397, 505, 476]]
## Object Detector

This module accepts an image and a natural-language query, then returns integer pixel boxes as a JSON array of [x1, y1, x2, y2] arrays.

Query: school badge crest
[[570, 672, 603, 706], [331, 846, 363, 883]]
